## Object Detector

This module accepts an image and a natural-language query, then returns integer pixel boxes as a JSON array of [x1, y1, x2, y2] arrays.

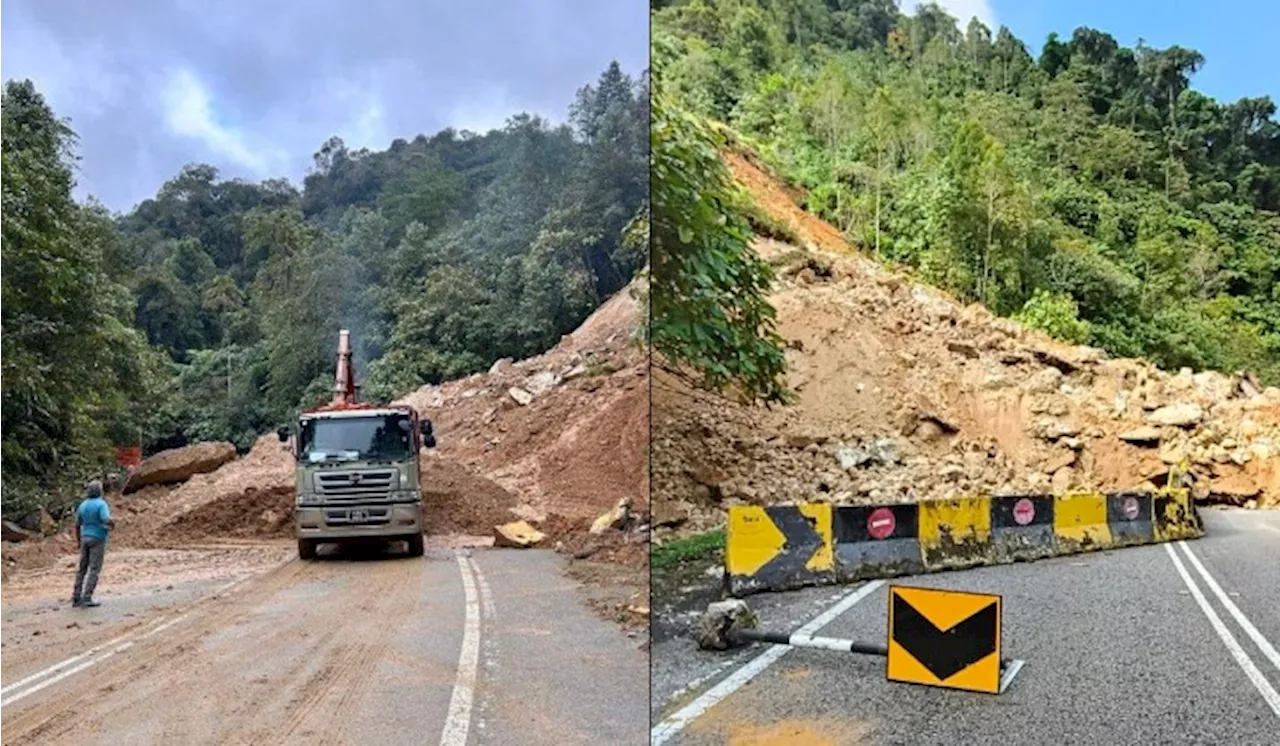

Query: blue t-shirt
[[76, 497, 112, 542]]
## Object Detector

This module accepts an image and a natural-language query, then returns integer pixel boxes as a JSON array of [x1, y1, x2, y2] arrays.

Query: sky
[[918, 0, 1277, 104], [0, 0, 648, 212]]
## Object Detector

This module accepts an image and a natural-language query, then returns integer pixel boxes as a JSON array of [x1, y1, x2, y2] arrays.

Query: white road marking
[[1177, 541, 1280, 673], [440, 551, 482, 746], [0, 566, 272, 708], [650, 580, 885, 745], [468, 556, 496, 621], [1260, 523, 1280, 536], [1164, 543, 1280, 718]]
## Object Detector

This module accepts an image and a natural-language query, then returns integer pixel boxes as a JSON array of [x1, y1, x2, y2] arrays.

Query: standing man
[[72, 480, 114, 608]]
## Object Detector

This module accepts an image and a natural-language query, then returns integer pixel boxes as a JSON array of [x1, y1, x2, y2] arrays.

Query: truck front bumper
[[296, 502, 423, 541]]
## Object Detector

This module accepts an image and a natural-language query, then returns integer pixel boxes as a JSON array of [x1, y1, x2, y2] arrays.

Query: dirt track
[[1, 540, 648, 745]]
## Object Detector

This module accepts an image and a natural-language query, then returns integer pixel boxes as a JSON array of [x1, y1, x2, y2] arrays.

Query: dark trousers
[[73, 537, 106, 601]]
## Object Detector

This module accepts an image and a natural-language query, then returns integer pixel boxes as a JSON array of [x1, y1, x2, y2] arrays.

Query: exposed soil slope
[[652, 152, 1280, 541]]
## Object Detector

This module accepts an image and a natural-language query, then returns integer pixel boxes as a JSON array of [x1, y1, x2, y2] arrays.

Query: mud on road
[[1, 538, 648, 745]]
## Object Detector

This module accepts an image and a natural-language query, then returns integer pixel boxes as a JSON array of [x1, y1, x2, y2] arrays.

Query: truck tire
[[298, 538, 318, 560], [406, 533, 425, 558]]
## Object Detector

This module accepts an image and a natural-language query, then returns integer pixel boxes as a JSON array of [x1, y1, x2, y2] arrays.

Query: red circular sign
[[867, 508, 896, 540], [1123, 496, 1140, 520], [1013, 498, 1036, 526]]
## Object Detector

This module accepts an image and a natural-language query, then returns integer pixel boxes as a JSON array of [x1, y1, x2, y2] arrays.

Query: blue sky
[[918, 0, 1276, 103], [1, 0, 648, 212]]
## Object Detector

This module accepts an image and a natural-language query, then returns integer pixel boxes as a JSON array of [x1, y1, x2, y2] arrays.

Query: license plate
[[350, 509, 368, 522]]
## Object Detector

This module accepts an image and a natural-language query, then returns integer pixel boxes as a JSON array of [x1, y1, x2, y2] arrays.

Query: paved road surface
[[652, 508, 1280, 745], [1, 543, 647, 745]]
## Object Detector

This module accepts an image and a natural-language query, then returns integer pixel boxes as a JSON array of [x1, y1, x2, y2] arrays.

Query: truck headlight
[[393, 490, 420, 502], [297, 493, 321, 506]]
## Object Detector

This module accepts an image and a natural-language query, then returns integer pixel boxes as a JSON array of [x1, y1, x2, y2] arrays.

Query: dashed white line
[[1164, 543, 1280, 718], [440, 551, 482, 746], [650, 580, 885, 745]]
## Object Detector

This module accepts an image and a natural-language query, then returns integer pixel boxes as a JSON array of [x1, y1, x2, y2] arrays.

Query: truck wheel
[[298, 538, 318, 560], [406, 533, 425, 558]]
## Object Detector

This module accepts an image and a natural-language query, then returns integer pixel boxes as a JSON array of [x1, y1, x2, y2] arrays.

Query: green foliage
[[651, 529, 726, 569], [655, 0, 1280, 384], [651, 74, 789, 404], [1013, 289, 1092, 344], [2, 62, 648, 516]]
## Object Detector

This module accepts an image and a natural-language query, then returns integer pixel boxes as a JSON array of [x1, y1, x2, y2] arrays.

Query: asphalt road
[[0, 543, 648, 745], [651, 507, 1280, 746]]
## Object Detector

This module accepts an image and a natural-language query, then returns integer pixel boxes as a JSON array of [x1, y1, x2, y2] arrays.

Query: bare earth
[[1, 539, 647, 745]]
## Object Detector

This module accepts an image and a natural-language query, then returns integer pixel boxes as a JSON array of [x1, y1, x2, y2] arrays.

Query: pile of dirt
[[164, 485, 295, 540], [396, 278, 651, 541], [122, 441, 237, 493], [651, 152, 1280, 541]]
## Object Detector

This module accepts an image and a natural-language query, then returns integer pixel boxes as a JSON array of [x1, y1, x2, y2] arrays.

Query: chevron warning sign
[[886, 585, 1002, 694], [726, 504, 834, 594]]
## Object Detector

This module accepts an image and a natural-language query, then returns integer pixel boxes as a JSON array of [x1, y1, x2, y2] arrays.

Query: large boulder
[[122, 442, 237, 494], [493, 520, 545, 548]]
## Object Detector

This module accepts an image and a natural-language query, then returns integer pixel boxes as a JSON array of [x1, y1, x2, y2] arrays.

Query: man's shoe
[[81, 598, 100, 608], [71, 597, 82, 607]]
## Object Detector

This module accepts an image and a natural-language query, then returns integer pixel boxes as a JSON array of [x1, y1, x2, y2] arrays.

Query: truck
[[277, 329, 436, 560]]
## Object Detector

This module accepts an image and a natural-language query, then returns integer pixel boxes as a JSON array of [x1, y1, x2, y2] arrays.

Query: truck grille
[[315, 469, 396, 501]]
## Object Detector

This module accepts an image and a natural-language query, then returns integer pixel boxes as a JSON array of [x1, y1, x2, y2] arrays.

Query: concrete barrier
[[725, 487, 1201, 597]]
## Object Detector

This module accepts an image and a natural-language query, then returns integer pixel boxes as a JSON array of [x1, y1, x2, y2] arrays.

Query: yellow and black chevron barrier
[[725, 487, 1202, 596]]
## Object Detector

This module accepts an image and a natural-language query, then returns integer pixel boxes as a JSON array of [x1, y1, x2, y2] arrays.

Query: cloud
[[903, 0, 997, 30], [1, 0, 648, 210], [161, 69, 285, 175]]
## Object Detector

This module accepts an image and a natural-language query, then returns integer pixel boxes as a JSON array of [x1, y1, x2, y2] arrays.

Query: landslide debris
[[122, 442, 237, 493], [651, 152, 1280, 541]]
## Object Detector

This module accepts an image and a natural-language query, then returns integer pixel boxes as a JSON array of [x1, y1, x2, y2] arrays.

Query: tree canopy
[[1, 62, 648, 516], [653, 0, 1280, 392]]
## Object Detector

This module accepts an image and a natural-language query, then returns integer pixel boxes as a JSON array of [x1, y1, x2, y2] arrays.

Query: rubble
[[651, 150, 1280, 542]]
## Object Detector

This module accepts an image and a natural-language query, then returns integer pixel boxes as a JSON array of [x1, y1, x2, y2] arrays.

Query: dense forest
[[651, 0, 1280, 403], [1, 62, 648, 516]]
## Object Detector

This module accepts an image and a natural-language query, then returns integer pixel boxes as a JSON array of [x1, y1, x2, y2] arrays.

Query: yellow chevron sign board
[[887, 585, 1002, 694]]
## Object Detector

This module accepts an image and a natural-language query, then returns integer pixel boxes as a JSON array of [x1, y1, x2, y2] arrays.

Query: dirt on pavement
[[4, 281, 651, 633]]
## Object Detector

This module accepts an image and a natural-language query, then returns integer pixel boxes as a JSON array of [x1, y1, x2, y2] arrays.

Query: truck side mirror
[[423, 433, 437, 449], [420, 419, 434, 437], [276, 426, 290, 443]]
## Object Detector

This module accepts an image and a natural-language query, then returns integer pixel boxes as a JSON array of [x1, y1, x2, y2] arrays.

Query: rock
[[1062, 437, 1083, 451], [1051, 466, 1075, 494], [563, 363, 590, 380], [1209, 474, 1261, 504], [525, 370, 560, 396], [1033, 420, 1080, 441], [488, 357, 513, 375], [590, 496, 634, 535], [1146, 403, 1204, 428], [123, 441, 237, 494], [507, 387, 534, 406], [1119, 426, 1163, 444], [653, 499, 692, 528], [695, 599, 759, 651], [2, 520, 36, 543], [1024, 367, 1064, 394], [38, 507, 57, 536], [947, 340, 980, 359], [1044, 448, 1078, 474], [493, 520, 545, 548]]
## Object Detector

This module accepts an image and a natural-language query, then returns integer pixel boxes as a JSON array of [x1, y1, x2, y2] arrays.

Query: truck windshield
[[299, 414, 412, 462]]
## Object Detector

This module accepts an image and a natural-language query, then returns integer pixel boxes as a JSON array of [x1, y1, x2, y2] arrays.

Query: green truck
[[277, 330, 436, 560]]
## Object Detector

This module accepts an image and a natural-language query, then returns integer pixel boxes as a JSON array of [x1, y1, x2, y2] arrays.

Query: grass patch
[[651, 528, 725, 570]]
